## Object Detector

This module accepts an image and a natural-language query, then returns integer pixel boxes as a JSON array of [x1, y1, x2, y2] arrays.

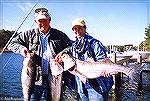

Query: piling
[[137, 54, 142, 64], [112, 53, 117, 63], [137, 54, 144, 92], [112, 53, 121, 91]]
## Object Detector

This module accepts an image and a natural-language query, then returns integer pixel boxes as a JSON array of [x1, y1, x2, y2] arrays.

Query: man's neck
[[40, 27, 51, 36]]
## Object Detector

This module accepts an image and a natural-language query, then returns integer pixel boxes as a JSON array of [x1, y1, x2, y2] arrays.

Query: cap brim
[[36, 15, 48, 20], [72, 23, 84, 29]]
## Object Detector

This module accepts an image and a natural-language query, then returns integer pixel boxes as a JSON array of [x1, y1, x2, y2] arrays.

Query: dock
[[110, 52, 150, 100]]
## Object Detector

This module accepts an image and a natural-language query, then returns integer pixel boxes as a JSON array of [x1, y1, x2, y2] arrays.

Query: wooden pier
[[111, 52, 147, 92]]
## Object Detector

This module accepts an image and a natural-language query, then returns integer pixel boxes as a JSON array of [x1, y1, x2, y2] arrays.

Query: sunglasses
[[35, 8, 48, 13], [72, 26, 86, 31]]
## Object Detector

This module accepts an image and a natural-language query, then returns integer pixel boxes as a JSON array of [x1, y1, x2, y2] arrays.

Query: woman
[[57, 18, 114, 101]]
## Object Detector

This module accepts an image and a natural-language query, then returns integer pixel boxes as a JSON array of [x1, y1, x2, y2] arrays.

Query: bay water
[[0, 52, 150, 101]]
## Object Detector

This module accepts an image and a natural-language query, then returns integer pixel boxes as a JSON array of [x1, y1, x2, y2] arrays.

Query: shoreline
[[0, 48, 11, 53]]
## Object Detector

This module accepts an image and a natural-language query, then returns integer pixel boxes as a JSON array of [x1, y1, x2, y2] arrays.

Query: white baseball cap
[[35, 8, 51, 21], [72, 18, 86, 29]]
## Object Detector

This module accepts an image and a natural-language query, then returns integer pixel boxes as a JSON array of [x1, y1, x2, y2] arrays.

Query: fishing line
[[0, 0, 39, 54], [0, 0, 39, 73], [0, 21, 37, 74]]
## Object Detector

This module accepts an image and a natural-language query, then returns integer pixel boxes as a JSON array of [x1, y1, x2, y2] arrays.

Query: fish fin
[[97, 58, 114, 64]]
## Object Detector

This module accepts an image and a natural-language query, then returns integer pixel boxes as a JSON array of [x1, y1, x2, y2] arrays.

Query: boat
[[107, 44, 150, 64], [123, 50, 150, 60], [123, 45, 150, 60], [107, 52, 133, 64]]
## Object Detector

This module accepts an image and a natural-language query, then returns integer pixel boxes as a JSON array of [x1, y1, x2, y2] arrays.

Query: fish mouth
[[61, 53, 76, 71], [68, 65, 76, 71]]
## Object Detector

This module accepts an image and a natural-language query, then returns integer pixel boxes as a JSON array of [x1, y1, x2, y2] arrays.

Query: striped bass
[[49, 60, 63, 101], [21, 53, 36, 101], [61, 53, 134, 79], [22, 54, 63, 101]]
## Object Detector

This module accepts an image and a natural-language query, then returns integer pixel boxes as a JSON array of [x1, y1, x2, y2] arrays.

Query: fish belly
[[21, 58, 36, 101]]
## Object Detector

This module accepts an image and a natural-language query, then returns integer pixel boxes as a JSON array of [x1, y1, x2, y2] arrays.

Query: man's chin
[[40, 28, 46, 33]]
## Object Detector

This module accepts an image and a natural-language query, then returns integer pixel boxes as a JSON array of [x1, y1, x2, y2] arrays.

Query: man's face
[[72, 25, 86, 38], [35, 18, 50, 34]]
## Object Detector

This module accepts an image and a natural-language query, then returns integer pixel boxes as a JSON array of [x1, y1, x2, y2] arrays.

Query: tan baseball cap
[[35, 8, 51, 21], [72, 18, 86, 29]]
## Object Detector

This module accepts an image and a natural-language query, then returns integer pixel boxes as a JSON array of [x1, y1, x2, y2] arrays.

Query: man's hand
[[21, 47, 34, 58], [54, 52, 63, 63]]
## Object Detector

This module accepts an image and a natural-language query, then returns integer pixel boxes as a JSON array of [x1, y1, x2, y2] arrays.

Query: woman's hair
[[83, 25, 86, 29]]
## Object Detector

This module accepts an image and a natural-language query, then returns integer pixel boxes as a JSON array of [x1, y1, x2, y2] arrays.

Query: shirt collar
[[75, 34, 86, 41], [40, 27, 51, 37]]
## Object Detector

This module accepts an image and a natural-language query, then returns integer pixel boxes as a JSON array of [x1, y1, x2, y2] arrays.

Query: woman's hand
[[100, 70, 111, 77], [54, 52, 63, 63]]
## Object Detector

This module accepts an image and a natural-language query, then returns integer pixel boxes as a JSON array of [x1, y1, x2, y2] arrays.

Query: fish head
[[50, 60, 63, 76], [61, 53, 76, 71]]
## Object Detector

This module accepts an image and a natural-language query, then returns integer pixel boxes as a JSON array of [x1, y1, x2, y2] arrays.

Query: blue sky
[[1, 0, 150, 46]]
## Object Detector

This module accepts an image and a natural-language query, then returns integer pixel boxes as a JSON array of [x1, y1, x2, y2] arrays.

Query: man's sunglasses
[[35, 8, 48, 13]]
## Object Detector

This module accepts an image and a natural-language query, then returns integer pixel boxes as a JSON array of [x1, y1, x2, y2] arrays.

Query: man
[[56, 18, 114, 101], [7, 8, 71, 101]]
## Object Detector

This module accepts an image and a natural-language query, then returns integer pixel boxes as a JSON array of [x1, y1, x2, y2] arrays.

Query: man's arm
[[7, 31, 30, 57]]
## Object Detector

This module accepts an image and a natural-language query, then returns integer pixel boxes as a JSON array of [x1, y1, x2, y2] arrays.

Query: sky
[[1, 0, 150, 46]]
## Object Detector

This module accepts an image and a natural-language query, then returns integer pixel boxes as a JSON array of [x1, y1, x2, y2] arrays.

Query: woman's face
[[72, 25, 86, 39]]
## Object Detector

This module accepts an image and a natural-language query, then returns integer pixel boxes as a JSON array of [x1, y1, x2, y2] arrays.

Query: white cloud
[[16, 2, 33, 13]]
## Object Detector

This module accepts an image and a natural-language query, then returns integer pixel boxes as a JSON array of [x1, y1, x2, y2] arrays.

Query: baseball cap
[[72, 18, 86, 29], [35, 8, 51, 21]]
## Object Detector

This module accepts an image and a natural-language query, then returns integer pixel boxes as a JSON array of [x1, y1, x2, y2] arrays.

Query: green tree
[[139, 41, 146, 51], [117, 45, 125, 52], [145, 24, 150, 51], [0, 29, 14, 49]]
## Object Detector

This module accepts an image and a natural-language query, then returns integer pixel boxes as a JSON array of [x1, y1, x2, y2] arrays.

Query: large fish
[[21, 53, 36, 101], [49, 60, 63, 101], [22, 54, 63, 101], [61, 53, 134, 79]]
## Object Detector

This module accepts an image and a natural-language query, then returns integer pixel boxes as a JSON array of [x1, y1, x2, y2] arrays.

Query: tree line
[[0, 25, 150, 51], [0, 29, 14, 49], [143, 24, 150, 51]]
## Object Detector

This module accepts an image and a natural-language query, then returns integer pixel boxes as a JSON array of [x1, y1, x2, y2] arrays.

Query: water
[[0, 52, 23, 99], [0, 52, 150, 101]]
